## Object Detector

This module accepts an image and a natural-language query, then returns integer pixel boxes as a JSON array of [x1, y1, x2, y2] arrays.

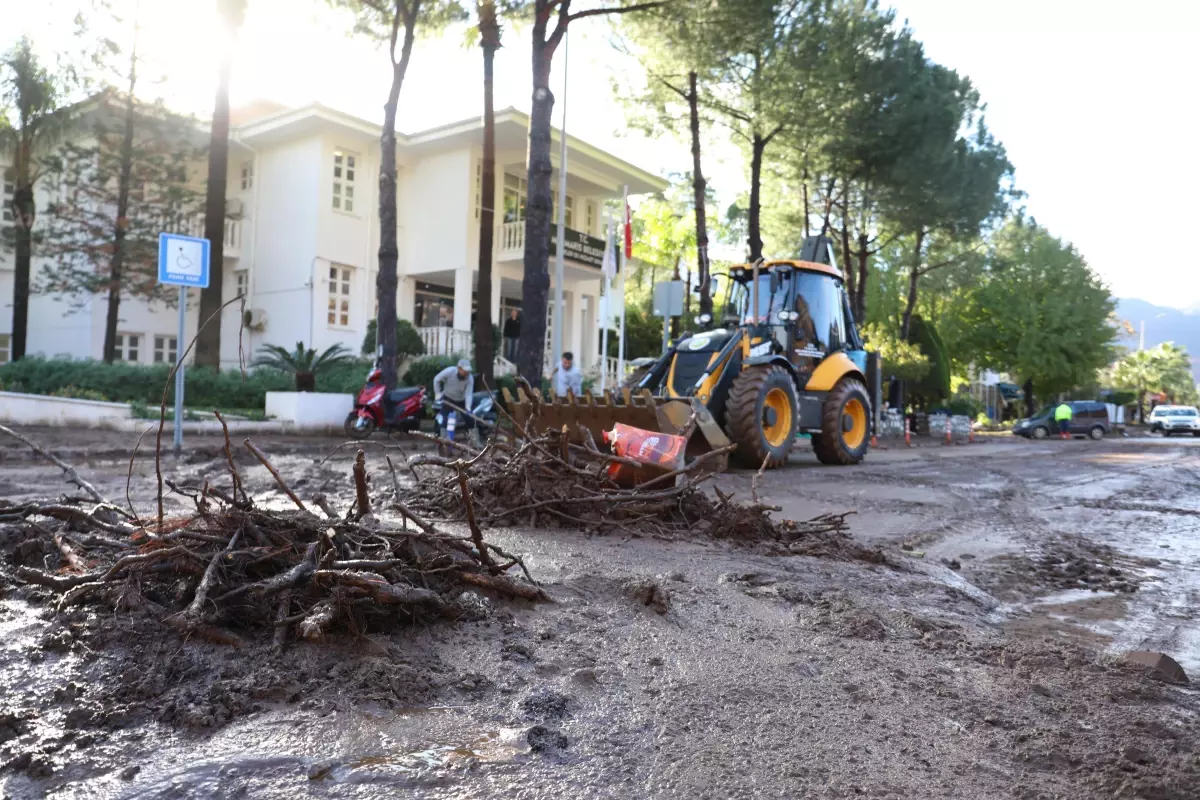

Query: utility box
[[652, 281, 684, 318]]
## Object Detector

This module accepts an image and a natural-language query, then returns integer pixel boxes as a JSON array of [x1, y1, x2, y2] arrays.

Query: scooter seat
[[388, 387, 423, 403]]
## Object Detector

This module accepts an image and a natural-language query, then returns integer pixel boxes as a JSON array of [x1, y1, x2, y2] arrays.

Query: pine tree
[[36, 93, 205, 356]]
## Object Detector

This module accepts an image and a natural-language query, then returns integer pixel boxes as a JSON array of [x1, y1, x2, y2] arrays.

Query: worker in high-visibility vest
[[1054, 402, 1073, 440]]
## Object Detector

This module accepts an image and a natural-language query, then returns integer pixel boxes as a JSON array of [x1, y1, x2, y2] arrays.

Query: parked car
[[1147, 405, 1200, 436], [1013, 400, 1110, 440]]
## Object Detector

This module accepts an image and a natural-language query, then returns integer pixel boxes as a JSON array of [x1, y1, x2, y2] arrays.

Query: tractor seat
[[387, 387, 423, 403]]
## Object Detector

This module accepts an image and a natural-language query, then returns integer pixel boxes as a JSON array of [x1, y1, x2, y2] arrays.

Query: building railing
[[417, 326, 472, 357], [497, 220, 525, 261], [179, 215, 243, 258]]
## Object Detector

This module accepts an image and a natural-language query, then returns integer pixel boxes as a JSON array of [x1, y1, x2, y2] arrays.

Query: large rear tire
[[726, 365, 798, 468], [812, 378, 871, 466]]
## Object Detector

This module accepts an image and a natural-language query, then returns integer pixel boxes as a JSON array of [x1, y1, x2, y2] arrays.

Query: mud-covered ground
[[1, 429, 1198, 799]]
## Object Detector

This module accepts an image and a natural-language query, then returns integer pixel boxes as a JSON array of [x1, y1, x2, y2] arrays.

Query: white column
[[581, 292, 596, 372], [452, 264, 472, 331], [569, 289, 584, 365], [397, 275, 415, 323], [490, 265, 503, 325]]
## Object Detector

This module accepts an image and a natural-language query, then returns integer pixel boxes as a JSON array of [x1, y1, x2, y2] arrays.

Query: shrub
[[907, 315, 951, 405], [49, 385, 110, 402], [251, 342, 358, 392], [361, 319, 426, 360], [402, 355, 458, 398], [0, 357, 309, 409]]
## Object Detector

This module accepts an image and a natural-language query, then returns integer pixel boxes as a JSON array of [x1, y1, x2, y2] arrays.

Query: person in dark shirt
[[502, 309, 521, 363]]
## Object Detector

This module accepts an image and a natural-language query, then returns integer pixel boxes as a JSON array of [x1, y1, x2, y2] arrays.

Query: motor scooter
[[344, 367, 425, 440], [433, 391, 498, 449]]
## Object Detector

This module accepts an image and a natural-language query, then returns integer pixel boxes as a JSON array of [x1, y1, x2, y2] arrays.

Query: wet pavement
[[1, 431, 1199, 798]]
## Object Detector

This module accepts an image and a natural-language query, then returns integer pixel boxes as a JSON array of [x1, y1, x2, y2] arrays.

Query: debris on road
[[0, 422, 545, 648], [398, 414, 876, 560]]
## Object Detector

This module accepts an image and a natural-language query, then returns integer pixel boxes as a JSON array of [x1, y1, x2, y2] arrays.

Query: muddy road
[[1, 430, 1198, 799]]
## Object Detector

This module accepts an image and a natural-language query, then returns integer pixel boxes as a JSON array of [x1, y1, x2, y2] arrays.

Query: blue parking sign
[[158, 232, 211, 288]]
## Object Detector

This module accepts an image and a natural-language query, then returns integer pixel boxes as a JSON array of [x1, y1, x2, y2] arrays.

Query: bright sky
[[8, 0, 1199, 309]]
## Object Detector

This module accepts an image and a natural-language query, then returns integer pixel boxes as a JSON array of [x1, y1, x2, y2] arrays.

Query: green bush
[[402, 355, 458, 398], [907, 315, 951, 405], [49, 385, 111, 402], [361, 319, 426, 359], [0, 357, 376, 410]]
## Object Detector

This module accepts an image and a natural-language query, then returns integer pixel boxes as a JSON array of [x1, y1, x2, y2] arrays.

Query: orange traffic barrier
[[904, 418, 912, 447]]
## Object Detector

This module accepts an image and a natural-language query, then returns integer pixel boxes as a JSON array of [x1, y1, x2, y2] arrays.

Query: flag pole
[[617, 185, 628, 383], [551, 29, 569, 379], [600, 208, 611, 391]]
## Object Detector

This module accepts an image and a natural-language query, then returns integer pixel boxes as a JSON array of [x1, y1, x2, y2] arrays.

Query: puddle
[[311, 728, 528, 784]]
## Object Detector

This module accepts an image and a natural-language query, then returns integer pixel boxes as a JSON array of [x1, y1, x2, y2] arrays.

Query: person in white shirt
[[552, 352, 583, 398]]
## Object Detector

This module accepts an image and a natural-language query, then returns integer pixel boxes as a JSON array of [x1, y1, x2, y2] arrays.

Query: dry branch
[[6, 433, 546, 646]]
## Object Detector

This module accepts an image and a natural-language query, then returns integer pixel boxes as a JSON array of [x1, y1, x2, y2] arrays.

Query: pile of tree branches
[[399, 417, 868, 558], [0, 423, 544, 648]]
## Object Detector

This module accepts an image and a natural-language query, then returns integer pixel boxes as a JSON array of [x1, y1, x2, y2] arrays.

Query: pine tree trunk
[[687, 72, 712, 318], [855, 232, 869, 322], [899, 228, 924, 342], [195, 45, 233, 368], [103, 67, 139, 363], [10, 178, 32, 361], [840, 198, 854, 316], [377, 12, 418, 390], [747, 133, 766, 261], [518, 5, 555, 386], [473, 18, 499, 389]]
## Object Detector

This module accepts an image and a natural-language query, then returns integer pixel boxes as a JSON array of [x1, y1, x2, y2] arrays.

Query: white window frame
[[240, 161, 253, 191], [328, 265, 353, 328], [114, 333, 142, 363], [474, 161, 482, 221], [332, 150, 357, 214], [153, 335, 178, 365], [1, 168, 14, 223], [552, 190, 574, 229], [234, 269, 249, 298], [503, 173, 526, 223], [0, 333, 10, 364]]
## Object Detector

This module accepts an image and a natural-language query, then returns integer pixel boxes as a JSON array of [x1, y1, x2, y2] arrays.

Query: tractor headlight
[[697, 313, 712, 325]]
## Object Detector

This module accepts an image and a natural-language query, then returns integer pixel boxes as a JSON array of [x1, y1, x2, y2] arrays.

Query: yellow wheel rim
[[763, 387, 793, 448], [843, 397, 867, 450]]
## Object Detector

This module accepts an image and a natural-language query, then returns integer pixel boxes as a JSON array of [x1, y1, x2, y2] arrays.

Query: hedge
[[0, 357, 373, 409]]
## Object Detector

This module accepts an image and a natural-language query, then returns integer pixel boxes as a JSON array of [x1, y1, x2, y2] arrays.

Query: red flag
[[623, 202, 632, 259]]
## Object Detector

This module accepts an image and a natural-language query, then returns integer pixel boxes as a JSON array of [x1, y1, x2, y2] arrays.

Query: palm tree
[[252, 342, 356, 392], [472, 0, 502, 389], [196, 0, 248, 369], [1112, 348, 1159, 423], [0, 39, 68, 362]]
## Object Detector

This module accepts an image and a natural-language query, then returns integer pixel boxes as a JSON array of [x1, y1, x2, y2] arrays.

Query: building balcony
[[179, 215, 244, 260], [495, 220, 608, 273]]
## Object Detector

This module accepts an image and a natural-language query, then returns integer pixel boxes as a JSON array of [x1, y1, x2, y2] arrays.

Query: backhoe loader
[[505, 236, 882, 469]]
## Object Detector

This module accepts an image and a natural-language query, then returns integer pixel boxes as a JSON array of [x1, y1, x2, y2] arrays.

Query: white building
[[0, 100, 666, 375]]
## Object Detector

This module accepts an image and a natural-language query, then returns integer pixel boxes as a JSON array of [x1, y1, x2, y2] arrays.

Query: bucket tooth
[[621, 388, 633, 407]]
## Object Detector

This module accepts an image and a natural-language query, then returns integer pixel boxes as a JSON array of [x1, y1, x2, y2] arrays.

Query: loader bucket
[[503, 387, 733, 472]]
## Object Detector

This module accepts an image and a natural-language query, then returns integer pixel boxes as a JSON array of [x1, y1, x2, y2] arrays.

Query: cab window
[[793, 272, 844, 354]]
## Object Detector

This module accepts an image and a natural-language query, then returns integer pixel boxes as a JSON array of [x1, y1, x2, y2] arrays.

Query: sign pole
[[617, 185, 628, 382], [174, 286, 186, 454], [157, 231, 210, 458]]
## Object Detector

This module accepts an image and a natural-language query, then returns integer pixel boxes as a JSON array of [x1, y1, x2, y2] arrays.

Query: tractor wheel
[[812, 378, 871, 466], [726, 365, 798, 468]]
